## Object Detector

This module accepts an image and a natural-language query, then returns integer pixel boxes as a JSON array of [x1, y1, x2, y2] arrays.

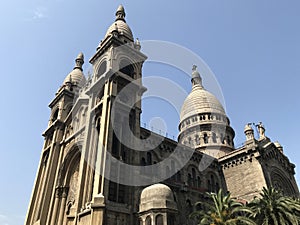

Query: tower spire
[[115, 5, 126, 22], [191, 65, 203, 88]]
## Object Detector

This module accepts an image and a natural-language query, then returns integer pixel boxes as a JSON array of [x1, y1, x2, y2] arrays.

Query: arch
[[203, 133, 208, 144], [57, 145, 81, 186], [97, 60, 107, 77], [119, 58, 135, 78], [51, 108, 59, 122], [145, 215, 152, 225], [155, 214, 163, 225], [212, 132, 217, 143], [65, 103, 74, 118], [95, 57, 108, 78], [270, 168, 297, 196], [207, 172, 220, 193], [195, 135, 200, 145]]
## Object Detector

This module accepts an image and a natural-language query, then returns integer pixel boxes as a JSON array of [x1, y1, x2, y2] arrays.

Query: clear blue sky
[[1, 1, 300, 224]]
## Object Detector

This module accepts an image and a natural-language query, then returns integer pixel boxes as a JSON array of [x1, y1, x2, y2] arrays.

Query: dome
[[104, 5, 133, 41], [64, 68, 86, 86], [244, 123, 253, 133], [139, 183, 177, 212], [63, 52, 86, 87], [180, 86, 226, 122], [140, 183, 174, 203], [105, 20, 133, 40]]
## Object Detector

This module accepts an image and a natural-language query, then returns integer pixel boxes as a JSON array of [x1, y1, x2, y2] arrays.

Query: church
[[25, 5, 299, 225]]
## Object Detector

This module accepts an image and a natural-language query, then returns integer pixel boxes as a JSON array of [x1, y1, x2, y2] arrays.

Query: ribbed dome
[[104, 5, 133, 41], [64, 68, 86, 86], [63, 52, 86, 87], [140, 183, 174, 203], [105, 20, 133, 40], [180, 86, 226, 122]]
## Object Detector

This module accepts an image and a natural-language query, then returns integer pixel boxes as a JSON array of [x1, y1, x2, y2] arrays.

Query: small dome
[[63, 53, 86, 87], [139, 184, 177, 212], [104, 5, 133, 41], [141, 183, 174, 202], [244, 123, 253, 132], [180, 86, 226, 122], [105, 20, 133, 40], [64, 69, 86, 86]]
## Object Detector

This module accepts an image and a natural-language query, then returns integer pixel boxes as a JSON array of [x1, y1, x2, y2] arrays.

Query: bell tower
[[25, 53, 86, 225], [86, 4, 147, 224], [25, 5, 147, 225]]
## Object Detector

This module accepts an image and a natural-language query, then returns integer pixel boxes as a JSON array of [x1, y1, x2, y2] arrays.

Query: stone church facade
[[25, 5, 299, 225]]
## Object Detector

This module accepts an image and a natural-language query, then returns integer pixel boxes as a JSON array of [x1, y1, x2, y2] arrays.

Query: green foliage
[[190, 187, 300, 225], [190, 189, 255, 225], [248, 187, 300, 225]]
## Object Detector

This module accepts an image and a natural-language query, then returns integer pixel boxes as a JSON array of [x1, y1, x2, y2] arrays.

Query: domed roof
[[139, 184, 177, 212], [180, 65, 226, 123], [140, 183, 174, 203], [64, 68, 86, 86], [180, 86, 225, 122], [105, 20, 133, 40], [104, 5, 133, 41], [244, 123, 254, 132], [63, 52, 86, 87]]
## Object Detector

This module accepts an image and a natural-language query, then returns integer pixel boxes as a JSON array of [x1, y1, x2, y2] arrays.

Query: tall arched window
[[119, 59, 135, 78], [212, 132, 217, 143], [52, 108, 59, 122], [197, 176, 201, 188], [195, 135, 200, 145], [145, 216, 152, 225], [156, 214, 163, 225], [192, 168, 196, 186], [203, 133, 208, 144], [188, 173, 192, 186]]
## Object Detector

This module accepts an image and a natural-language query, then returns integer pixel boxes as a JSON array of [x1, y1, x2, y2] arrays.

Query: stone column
[[57, 187, 69, 225], [50, 187, 63, 225]]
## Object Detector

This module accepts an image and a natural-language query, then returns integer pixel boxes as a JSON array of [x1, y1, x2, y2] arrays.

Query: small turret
[[244, 123, 255, 141], [63, 52, 86, 87]]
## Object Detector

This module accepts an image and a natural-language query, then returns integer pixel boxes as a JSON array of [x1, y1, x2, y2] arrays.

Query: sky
[[1, 0, 300, 225]]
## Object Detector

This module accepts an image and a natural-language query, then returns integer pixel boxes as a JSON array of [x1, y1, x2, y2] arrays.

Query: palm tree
[[248, 187, 300, 225], [190, 189, 255, 225]]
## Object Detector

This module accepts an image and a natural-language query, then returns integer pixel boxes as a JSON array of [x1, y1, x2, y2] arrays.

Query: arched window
[[97, 60, 107, 77], [145, 216, 152, 225], [212, 132, 217, 143], [208, 173, 219, 193], [192, 168, 196, 186], [156, 214, 163, 225], [188, 173, 192, 186], [220, 134, 225, 144], [203, 133, 208, 144], [195, 135, 200, 145], [197, 176, 201, 188], [119, 59, 135, 78], [52, 108, 59, 122]]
